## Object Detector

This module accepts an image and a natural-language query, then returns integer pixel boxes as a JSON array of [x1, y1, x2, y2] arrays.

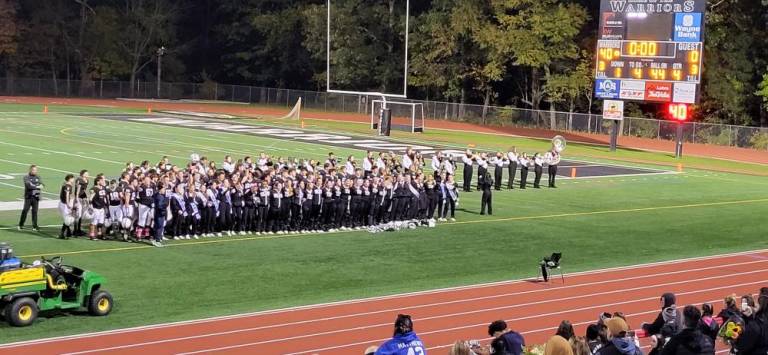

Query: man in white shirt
[[533, 153, 544, 188], [344, 156, 356, 176], [442, 154, 455, 177], [489, 152, 507, 191], [506, 148, 518, 189], [431, 151, 443, 179], [461, 150, 474, 192], [222, 155, 235, 175], [363, 151, 374, 178], [402, 150, 413, 172]]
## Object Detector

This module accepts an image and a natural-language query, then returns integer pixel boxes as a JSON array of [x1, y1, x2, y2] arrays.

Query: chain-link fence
[[2, 77, 767, 150]]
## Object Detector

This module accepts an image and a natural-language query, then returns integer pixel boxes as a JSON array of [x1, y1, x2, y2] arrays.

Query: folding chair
[[538, 252, 564, 283]]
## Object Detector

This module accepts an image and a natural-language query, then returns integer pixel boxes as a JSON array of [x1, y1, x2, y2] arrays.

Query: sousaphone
[[550, 135, 566, 165]]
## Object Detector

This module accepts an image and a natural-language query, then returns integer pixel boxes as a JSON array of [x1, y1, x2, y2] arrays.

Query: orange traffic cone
[[571, 168, 577, 178], [43, 105, 48, 113]]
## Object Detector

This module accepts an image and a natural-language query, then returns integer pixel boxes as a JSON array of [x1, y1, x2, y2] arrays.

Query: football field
[[0, 102, 767, 345]]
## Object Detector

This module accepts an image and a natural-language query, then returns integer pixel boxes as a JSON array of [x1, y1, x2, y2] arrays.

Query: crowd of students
[[56, 149, 468, 246], [366, 289, 768, 355]]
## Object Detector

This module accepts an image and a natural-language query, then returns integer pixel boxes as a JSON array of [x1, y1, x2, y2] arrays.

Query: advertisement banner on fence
[[603, 100, 624, 121]]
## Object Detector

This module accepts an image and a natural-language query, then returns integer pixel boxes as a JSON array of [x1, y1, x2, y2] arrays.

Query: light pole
[[156, 46, 166, 98]]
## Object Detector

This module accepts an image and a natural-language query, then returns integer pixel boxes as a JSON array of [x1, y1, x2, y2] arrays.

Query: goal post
[[371, 100, 424, 133], [277, 97, 302, 121]]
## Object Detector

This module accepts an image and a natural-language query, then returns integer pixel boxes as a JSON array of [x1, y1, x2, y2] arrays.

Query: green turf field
[[0, 103, 767, 343]]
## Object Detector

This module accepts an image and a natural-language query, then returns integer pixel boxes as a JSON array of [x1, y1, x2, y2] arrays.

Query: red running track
[[2, 249, 767, 355]]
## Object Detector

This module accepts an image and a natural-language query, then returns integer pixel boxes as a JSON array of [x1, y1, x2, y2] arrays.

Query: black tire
[[88, 290, 113, 316], [7, 297, 38, 327]]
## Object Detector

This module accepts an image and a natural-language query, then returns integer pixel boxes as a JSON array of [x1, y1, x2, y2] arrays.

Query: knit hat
[[544, 335, 574, 355], [605, 317, 629, 337]]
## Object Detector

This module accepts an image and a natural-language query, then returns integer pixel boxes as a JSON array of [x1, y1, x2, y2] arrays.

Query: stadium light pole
[[156, 46, 166, 99]]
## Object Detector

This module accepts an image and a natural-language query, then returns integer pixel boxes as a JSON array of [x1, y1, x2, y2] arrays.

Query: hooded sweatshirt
[[660, 328, 714, 355], [644, 293, 678, 335], [375, 331, 426, 355], [598, 337, 643, 355]]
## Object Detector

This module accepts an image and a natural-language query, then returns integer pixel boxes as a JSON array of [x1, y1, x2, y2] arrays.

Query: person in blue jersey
[[376, 314, 426, 355]]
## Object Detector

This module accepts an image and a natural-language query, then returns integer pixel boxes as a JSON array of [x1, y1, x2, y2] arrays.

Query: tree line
[[0, 0, 766, 127]]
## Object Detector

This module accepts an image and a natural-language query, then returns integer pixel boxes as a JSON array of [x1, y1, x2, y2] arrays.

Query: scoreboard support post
[[610, 121, 620, 152], [675, 121, 684, 158]]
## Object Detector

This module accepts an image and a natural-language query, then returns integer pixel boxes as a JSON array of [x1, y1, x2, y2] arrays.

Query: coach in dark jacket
[[18, 165, 44, 231], [661, 305, 714, 355]]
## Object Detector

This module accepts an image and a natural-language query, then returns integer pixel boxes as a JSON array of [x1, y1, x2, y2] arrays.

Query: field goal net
[[276, 97, 302, 120], [370, 100, 424, 133]]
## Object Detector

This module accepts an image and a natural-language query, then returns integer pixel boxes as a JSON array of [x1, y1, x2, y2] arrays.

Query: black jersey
[[91, 186, 108, 209], [108, 187, 123, 206], [76, 177, 89, 199], [59, 184, 72, 204], [137, 185, 154, 206]]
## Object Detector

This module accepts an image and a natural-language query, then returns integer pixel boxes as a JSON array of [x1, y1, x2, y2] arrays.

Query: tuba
[[552, 135, 567, 153]]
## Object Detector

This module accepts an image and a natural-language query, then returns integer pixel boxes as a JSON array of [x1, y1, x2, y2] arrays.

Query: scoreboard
[[594, 0, 706, 104]]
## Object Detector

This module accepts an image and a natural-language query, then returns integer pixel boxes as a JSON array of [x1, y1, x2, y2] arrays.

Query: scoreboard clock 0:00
[[594, 0, 706, 104]]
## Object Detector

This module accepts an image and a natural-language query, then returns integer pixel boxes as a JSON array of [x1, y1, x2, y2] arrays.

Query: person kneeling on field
[[375, 314, 426, 355]]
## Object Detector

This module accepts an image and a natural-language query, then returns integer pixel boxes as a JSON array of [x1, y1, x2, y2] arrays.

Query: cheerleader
[[301, 182, 313, 232], [243, 184, 257, 234], [267, 182, 284, 234], [425, 176, 439, 221], [339, 180, 352, 229], [202, 184, 218, 237], [185, 185, 202, 239], [218, 179, 233, 236], [256, 181, 270, 234], [378, 177, 394, 224], [369, 179, 381, 226], [310, 181, 324, 231], [440, 175, 459, 222], [231, 182, 245, 235]]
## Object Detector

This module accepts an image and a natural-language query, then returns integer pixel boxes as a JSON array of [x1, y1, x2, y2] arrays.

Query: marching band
[[47, 137, 565, 245]]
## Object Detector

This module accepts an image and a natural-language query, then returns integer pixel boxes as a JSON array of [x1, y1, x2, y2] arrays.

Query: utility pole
[[156, 46, 166, 98]]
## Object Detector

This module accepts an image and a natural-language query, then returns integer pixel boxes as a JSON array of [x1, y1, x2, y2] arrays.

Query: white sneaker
[[226, 231, 232, 236], [239, 231, 246, 236], [255, 232, 261, 235], [193, 235, 200, 239], [216, 232, 222, 237], [450, 218, 456, 222], [162, 237, 169, 241]]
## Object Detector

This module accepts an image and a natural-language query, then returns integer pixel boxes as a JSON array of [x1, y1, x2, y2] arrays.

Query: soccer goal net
[[370, 100, 424, 133], [277, 97, 302, 120]]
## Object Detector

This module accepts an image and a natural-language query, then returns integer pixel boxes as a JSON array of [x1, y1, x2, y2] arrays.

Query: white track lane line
[[184, 279, 768, 355], [49, 259, 768, 354], [3, 248, 766, 349]]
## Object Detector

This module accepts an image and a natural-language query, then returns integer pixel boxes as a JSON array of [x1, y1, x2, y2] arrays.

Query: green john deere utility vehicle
[[0, 243, 113, 327]]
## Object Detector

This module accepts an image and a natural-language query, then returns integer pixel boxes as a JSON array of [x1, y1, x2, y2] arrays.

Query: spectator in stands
[[586, 324, 608, 354], [545, 335, 574, 355], [449, 341, 471, 355], [697, 303, 719, 343], [375, 314, 425, 355], [734, 293, 768, 354], [648, 322, 676, 355], [571, 337, 591, 355], [557, 320, 576, 340], [597, 317, 642, 355], [643, 293, 679, 336], [740, 294, 756, 321], [488, 320, 525, 355], [717, 294, 741, 322], [660, 305, 714, 355]]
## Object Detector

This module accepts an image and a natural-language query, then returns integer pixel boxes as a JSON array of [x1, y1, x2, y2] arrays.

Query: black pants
[[19, 197, 40, 228], [548, 165, 558, 187], [520, 168, 529, 189], [481, 190, 492, 215], [462, 165, 473, 192], [507, 162, 517, 189], [541, 264, 549, 282], [256, 206, 268, 232], [534, 165, 543, 188], [232, 206, 244, 232], [494, 167, 503, 190]]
